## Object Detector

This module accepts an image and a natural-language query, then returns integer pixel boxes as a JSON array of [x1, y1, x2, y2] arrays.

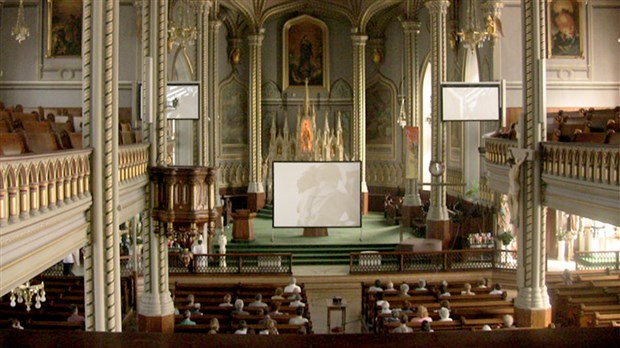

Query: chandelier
[[168, 0, 198, 49], [454, 0, 497, 49], [397, 97, 407, 129], [10, 281, 46, 312], [11, 0, 30, 44]]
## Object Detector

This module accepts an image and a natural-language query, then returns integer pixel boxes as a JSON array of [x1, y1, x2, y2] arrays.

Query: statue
[[218, 232, 228, 268], [507, 150, 527, 228], [181, 248, 193, 270], [191, 236, 208, 270]]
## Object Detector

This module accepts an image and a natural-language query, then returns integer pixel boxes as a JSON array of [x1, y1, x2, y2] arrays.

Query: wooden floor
[[1, 327, 618, 347]]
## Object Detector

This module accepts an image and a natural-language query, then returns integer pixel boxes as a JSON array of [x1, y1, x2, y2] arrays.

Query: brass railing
[[0, 149, 92, 226], [575, 250, 620, 271], [541, 142, 620, 187], [350, 249, 517, 273], [168, 252, 293, 274]]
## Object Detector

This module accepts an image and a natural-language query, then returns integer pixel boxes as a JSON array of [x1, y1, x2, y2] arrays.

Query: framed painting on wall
[[282, 15, 329, 91], [47, 0, 83, 57], [547, 0, 585, 58]]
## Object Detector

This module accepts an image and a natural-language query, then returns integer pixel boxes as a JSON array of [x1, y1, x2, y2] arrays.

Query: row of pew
[[172, 281, 313, 334], [362, 279, 513, 333], [547, 269, 620, 328]]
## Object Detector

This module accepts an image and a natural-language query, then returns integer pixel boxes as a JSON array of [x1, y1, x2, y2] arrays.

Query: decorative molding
[[329, 78, 353, 101], [505, 80, 620, 90], [261, 80, 281, 101], [0, 80, 134, 89]]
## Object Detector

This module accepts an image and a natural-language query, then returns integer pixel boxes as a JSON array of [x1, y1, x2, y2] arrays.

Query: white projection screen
[[273, 161, 361, 228], [441, 82, 501, 122]]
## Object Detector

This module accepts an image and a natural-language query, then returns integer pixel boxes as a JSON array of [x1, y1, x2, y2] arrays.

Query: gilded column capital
[[350, 33, 368, 46], [424, 0, 450, 15], [210, 19, 222, 31]]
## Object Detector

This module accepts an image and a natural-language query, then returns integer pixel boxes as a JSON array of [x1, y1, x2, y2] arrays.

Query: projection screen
[[273, 161, 361, 228], [441, 82, 501, 122]]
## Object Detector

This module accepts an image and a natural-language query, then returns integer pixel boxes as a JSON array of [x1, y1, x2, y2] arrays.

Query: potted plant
[[496, 232, 514, 249]]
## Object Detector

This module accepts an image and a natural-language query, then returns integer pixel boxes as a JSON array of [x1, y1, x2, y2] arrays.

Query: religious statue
[[507, 151, 527, 228], [191, 236, 208, 270], [181, 248, 193, 269], [218, 232, 228, 268]]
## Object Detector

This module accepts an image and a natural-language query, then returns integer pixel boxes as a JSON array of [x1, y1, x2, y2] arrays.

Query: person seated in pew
[[385, 310, 401, 323], [375, 292, 387, 307], [67, 304, 85, 323], [437, 307, 453, 322], [438, 284, 451, 297], [219, 293, 234, 307], [249, 293, 268, 308], [439, 300, 451, 311], [562, 269, 573, 285], [399, 283, 411, 297], [180, 294, 202, 315], [178, 310, 196, 326], [369, 279, 383, 292], [481, 324, 492, 331], [232, 299, 250, 316], [489, 283, 503, 295], [284, 277, 302, 294], [461, 283, 476, 296], [234, 320, 249, 334], [259, 319, 279, 335], [271, 287, 285, 301], [415, 279, 427, 291], [386, 281, 395, 292], [401, 300, 415, 315], [257, 309, 272, 325], [269, 302, 284, 317], [411, 305, 432, 323], [477, 278, 488, 288], [501, 314, 516, 329], [288, 307, 309, 325], [208, 318, 219, 334], [380, 301, 392, 315], [392, 314, 413, 333], [288, 287, 304, 300], [289, 294, 306, 308], [421, 320, 434, 332]]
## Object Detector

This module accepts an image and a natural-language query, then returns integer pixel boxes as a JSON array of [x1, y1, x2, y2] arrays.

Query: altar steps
[[219, 243, 398, 266]]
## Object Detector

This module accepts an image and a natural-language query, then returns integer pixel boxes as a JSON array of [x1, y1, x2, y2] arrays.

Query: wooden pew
[[0, 132, 28, 156]]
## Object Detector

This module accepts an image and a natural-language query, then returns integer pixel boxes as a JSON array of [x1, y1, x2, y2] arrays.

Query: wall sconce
[[10, 281, 46, 312]]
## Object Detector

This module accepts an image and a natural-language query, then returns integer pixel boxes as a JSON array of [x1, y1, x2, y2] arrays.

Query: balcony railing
[[575, 250, 620, 271], [350, 249, 517, 273], [484, 137, 517, 166], [541, 142, 620, 187], [0, 149, 93, 226], [168, 252, 293, 274], [118, 143, 150, 184]]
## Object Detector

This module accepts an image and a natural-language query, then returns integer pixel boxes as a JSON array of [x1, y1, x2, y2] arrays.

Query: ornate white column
[[198, 2, 211, 166], [351, 30, 369, 213], [247, 29, 265, 212], [82, 0, 122, 332], [514, 0, 551, 327], [208, 18, 222, 215], [425, 0, 451, 246], [401, 19, 423, 214], [137, 0, 175, 333], [482, 0, 505, 81]]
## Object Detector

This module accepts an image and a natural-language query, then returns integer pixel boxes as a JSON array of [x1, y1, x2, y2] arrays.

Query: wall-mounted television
[[441, 82, 502, 122], [272, 161, 361, 228]]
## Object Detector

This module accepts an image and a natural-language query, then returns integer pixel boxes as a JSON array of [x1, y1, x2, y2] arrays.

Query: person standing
[[63, 253, 75, 276]]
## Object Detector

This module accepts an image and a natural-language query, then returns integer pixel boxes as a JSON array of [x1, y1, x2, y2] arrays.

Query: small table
[[327, 303, 347, 334]]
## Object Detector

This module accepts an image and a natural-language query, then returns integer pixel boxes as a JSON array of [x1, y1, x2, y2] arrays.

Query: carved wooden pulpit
[[150, 166, 218, 253]]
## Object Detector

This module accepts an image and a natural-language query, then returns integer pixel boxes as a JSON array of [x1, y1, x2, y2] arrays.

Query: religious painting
[[366, 76, 396, 160], [47, 0, 83, 57], [220, 75, 248, 157], [547, 0, 585, 58], [283, 15, 329, 91], [405, 126, 419, 180]]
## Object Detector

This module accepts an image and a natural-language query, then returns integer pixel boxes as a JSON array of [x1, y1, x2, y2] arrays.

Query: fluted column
[[247, 29, 265, 212], [514, 0, 551, 328], [401, 19, 422, 210], [82, 0, 122, 332], [198, 2, 211, 166], [351, 31, 368, 213], [425, 0, 450, 222], [208, 19, 221, 213]]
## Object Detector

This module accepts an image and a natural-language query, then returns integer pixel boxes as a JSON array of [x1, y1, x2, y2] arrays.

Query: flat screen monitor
[[272, 161, 361, 228], [441, 82, 501, 122]]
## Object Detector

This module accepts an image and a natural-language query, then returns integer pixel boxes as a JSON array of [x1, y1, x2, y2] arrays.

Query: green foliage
[[496, 232, 514, 246]]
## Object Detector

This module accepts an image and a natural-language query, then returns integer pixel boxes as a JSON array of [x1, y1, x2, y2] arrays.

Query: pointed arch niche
[[219, 74, 249, 159], [366, 74, 397, 161]]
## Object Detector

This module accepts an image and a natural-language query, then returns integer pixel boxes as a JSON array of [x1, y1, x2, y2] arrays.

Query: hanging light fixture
[[167, 0, 198, 49], [453, 0, 498, 49], [397, 97, 407, 129], [11, 0, 30, 44], [10, 281, 46, 312]]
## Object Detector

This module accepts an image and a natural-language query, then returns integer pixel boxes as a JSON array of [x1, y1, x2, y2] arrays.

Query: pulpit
[[231, 209, 256, 242]]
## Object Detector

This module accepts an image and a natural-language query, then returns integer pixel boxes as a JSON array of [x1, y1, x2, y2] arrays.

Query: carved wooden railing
[[168, 252, 293, 274], [350, 249, 517, 273], [118, 143, 149, 183], [367, 161, 404, 187], [541, 142, 620, 187], [575, 250, 620, 271], [484, 137, 518, 165], [0, 149, 92, 226]]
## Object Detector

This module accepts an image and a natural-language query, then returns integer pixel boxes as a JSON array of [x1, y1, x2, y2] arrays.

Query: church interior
[[0, 0, 619, 345]]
